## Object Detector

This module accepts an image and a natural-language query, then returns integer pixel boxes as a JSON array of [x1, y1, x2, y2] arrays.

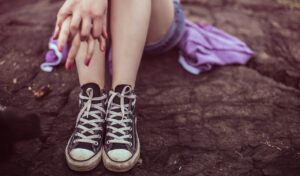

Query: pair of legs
[[76, 0, 175, 89], [66, 0, 178, 171]]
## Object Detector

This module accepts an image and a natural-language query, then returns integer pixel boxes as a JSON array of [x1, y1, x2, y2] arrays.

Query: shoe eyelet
[[129, 135, 132, 138], [94, 142, 99, 146], [130, 142, 133, 147], [106, 141, 110, 145]]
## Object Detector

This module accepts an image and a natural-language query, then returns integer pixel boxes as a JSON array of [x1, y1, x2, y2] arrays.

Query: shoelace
[[106, 86, 136, 146], [73, 88, 106, 145]]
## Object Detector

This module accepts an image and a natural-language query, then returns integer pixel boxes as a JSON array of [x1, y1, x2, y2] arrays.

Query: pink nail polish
[[59, 46, 64, 52], [52, 30, 57, 39], [66, 63, 73, 71], [84, 59, 88, 66], [70, 63, 73, 70], [85, 59, 91, 66]]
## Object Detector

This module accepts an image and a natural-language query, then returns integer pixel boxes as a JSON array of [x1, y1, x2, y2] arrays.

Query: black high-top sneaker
[[65, 83, 107, 171], [103, 84, 140, 172]]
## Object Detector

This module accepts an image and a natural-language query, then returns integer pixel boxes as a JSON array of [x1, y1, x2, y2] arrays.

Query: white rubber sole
[[65, 147, 102, 172], [102, 135, 140, 172]]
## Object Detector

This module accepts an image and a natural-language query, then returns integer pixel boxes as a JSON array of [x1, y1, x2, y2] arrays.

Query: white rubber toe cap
[[70, 148, 95, 161], [107, 149, 132, 162]]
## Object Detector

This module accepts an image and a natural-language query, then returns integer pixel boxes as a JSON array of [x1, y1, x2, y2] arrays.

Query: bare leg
[[75, 0, 174, 88], [110, 0, 151, 88], [110, 0, 175, 88], [102, 1, 176, 171], [147, 0, 175, 44], [66, 41, 107, 172], [76, 41, 106, 88]]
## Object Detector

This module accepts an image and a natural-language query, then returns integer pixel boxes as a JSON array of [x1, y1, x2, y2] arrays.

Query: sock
[[81, 83, 102, 97]]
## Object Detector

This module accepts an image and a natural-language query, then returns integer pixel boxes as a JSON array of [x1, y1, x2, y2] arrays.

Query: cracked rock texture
[[0, 0, 300, 176]]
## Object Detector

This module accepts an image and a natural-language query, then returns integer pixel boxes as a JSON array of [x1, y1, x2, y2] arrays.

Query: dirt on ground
[[0, 0, 300, 175]]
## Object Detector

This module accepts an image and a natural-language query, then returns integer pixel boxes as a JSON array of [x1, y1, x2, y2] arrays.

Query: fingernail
[[52, 27, 58, 39], [59, 46, 64, 52], [66, 63, 73, 71], [85, 59, 91, 66], [52, 34, 57, 40]]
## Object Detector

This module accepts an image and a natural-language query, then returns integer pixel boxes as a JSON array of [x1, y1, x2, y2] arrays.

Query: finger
[[58, 17, 71, 52], [81, 17, 92, 40], [99, 36, 106, 52], [52, 3, 71, 39], [102, 12, 108, 38], [92, 18, 102, 38], [85, 37, 95, 66], [70, 11, 81, 36], [52, 25, 60, 39], [65, 33, 80, 71]]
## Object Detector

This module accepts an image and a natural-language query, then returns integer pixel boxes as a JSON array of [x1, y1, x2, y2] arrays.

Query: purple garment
[[178, 19, 254, 75], [40, 39, 68, 72], [42, 19, 253, 74]]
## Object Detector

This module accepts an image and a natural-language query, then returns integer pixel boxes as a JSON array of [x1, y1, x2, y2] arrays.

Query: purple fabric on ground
[[178, 19, 254, 75], [40, 39, 68, 72]]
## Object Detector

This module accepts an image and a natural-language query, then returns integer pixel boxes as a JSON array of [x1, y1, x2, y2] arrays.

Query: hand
[[65, 34, 98, 71], [58, 16, 99, 70], [53, 0, 108, 51]]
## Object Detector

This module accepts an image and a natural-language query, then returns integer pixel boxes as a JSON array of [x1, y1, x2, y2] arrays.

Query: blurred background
[[0, 0, 300, 176]]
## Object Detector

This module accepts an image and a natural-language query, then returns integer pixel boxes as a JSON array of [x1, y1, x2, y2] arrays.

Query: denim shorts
[[144, 0, 185, 55]]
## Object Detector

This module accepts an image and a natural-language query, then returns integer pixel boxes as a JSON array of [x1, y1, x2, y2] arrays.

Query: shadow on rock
[[0, 106, 41, 161]]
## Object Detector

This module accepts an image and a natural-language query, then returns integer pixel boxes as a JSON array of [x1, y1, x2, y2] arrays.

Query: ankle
[[112, 82, 135, 90], [81, 81, 105, 90]]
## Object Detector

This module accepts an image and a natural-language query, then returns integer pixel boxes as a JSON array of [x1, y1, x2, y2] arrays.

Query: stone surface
[[0, 0, 300, 175]]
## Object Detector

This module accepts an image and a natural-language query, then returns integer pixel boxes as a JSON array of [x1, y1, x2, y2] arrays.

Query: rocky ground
[[0, 0, 300, 175]]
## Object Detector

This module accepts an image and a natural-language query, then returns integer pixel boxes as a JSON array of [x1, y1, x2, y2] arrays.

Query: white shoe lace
[[106, 86, 136, 146], [73, 88, 106, 145]]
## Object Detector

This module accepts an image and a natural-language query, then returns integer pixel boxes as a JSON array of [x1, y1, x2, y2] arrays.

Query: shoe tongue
[[81, 83, 102, 97], [109, 85, 133, 146], [113, 84, 132, 104], [78, 83, 104, 144]]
